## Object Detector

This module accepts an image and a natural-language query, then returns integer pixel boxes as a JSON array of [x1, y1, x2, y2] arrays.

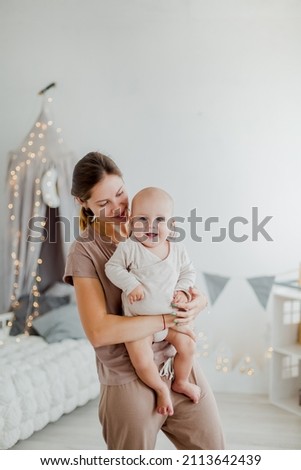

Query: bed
[[0, 309, 99, 450]]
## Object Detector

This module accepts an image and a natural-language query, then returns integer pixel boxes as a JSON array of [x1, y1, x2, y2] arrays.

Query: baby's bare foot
[[172, 381, 201, 403], [156, 385, 174, 416]]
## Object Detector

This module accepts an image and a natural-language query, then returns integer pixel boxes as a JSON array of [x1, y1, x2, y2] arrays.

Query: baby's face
[[130, 194, 173, 248]]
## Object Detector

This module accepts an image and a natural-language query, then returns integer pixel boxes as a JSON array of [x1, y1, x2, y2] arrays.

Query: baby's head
[[130, 187, 174, 247]]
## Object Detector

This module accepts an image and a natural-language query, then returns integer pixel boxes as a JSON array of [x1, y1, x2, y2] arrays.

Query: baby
[[105, 187, 201, 416]]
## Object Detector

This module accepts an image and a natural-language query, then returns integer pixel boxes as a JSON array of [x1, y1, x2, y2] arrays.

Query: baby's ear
[[168, 217, 176, 230], [167, 217, 176, 240], [128, 216, 136, 232], [128, 214, 134, 224]]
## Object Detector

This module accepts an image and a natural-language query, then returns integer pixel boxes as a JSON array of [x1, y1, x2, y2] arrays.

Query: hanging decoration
[[199, 270, 295, 379], [41, 166, 60, 208], [202, 272, 231, 305], [246, 276, 275, 309], [202, 271, 299, 310]]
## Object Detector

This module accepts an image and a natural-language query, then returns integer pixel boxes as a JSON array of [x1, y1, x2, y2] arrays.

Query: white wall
[[1, 0, 301, 393]]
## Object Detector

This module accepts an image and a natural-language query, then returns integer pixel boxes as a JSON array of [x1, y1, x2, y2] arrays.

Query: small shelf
[[273, 286, 301, 301], [274, 344, 301, 359], [269, 286, 301, 416]]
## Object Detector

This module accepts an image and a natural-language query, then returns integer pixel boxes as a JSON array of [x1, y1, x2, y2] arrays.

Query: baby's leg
[[166, 329, 201, 403], [125, 337, 174, 416]]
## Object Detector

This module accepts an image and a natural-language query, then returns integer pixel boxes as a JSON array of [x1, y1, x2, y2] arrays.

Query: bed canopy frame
[[4, 84, 79, 331]]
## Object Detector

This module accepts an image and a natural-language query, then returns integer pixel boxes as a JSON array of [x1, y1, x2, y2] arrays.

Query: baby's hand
[[128, 285, 145, 304], [173, 290, 189, 304]]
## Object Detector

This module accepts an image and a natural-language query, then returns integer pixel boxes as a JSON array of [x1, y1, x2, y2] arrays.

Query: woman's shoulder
[[69, 225, 118, 265], [64, 229, 100, 285], [67, 228, 92, 254]]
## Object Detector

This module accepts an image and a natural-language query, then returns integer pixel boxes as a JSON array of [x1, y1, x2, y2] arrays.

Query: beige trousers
[[99, 363, 225, 450]]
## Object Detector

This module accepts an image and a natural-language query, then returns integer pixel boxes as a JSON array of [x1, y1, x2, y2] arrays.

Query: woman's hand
[[170, 287, 208, 325]]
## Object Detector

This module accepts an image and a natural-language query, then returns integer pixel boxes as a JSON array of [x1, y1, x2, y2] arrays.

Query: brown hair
[[71, 151, 123, 230]]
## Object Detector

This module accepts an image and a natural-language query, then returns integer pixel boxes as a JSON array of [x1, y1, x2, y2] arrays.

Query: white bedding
[[0, 334, 99, 449]]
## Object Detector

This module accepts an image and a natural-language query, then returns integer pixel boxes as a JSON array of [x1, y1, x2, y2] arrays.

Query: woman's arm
[[73, 276, 177, 348]]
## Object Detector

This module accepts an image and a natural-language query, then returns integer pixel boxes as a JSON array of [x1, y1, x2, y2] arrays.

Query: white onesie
[[105, 237, 196, 342]]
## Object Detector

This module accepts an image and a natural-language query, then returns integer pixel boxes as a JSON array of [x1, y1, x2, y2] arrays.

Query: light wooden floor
[[12, 393, 301, 450]]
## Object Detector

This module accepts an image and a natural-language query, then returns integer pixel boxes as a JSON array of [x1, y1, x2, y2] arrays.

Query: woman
[[64, 151, 225, 450]]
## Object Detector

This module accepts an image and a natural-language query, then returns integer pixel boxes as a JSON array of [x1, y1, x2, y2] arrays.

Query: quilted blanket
[[0, 335, 99, 449]]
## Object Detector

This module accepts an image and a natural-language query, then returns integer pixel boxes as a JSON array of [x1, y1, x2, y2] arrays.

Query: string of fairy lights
[[8, 93, 64, 333], [196, 330, 274, 376]]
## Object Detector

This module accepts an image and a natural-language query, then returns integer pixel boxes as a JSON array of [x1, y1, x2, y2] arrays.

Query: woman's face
[[86, 174, 129, 222]]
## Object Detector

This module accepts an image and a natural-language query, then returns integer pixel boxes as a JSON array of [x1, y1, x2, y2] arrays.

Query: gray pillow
[[32, 304, 86, 343], [9, 294, 70, 336]]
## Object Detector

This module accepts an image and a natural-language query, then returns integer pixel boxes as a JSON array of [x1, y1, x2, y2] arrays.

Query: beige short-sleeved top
[[63, 224, 175, 386]]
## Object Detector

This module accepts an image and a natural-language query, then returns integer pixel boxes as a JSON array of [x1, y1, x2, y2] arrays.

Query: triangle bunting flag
[[203, 272, 231, 305], [246, 276, 275, 309]]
